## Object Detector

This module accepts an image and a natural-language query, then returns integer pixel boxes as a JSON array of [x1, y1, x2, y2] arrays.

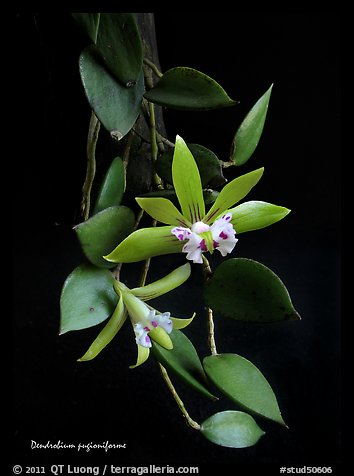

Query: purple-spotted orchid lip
[[133, 310, 173, 348], [172, 213, 238, 264]]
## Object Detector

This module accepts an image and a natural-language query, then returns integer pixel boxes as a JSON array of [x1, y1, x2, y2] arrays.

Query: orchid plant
[[60, 13, 300, 449]]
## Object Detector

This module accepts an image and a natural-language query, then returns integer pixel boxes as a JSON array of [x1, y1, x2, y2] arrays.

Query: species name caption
[[30, 440, 126, 452]]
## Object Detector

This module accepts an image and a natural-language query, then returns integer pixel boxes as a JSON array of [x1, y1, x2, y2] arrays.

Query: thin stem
[[159, 363, 201, 431], [148, 101, 158, 162], [138, 219, 156, 286], [122, 130, 134, 172], [143, 57, 163, 78], [156, 131, 175, 148], [207, 307, 218, 356], [201, 255, 218, 355], [219, 159, 235, 169], [143, 66, 163, 190], [81, 112, 100, 220], [202, 254, 213, 280]]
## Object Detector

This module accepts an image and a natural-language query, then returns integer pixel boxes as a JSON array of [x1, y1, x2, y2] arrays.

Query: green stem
[[81, 112, 100, 220], [143, 57, 163, 78], [159, 364, 201, 431], [143, 67, 163, 190]]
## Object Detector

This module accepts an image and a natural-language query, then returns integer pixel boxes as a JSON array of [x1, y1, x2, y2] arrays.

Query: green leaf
[[104, 226, 183, 263], [60, 264, 117, 334], [230, 200, 291, 233], [135, 197, 190, 227], [204, 168, 264, 224], [139, 189, 219, 207], [75, 206, 135, 268], [78, 298, 127, 361], [201, 411, 265, 448], [144, 67, 237, 110], [203, 354, 286, 426], [172, 136, 205, 223], [79, 45, 144, 139], [93, 157, 125, 214], [156, 143, 226, 188], [71, 13, 100, 44], [96, 13, 143, 86], [131, 263, 191, 301], [152, 330, 218, 400], [231, 84, 273, 165], [204, 258, 301, 322]]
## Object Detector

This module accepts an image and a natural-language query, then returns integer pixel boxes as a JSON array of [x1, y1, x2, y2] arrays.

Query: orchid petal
[[136, 197, 191, 227], [134, 322, 152, 347], [182, 232, 204, 264], [171, 313, 196, 330], [131, 263, 191, 301], [129, 344, 150, 369], [104, 226, 183, 263], [204, 168, 264, 224], [78, 298, 127, 361], [153, 312, 173, 334], [172, 135, 205, 223], [228, 201, 291, 233], [210, 214, 238, 257]]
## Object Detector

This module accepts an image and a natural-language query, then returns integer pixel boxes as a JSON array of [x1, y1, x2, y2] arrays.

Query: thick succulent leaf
[[60, 264, 117, 334], [135, 197, 190, 227], [93, 157, 125, 214], [78, 298, 127, 361], [74, 206, 135, 268], [204, 354, 286, 426], [203, 354, 286, 426], [131, 263, 191, 301], [104, 226, 183, 263], [201, 411, 265, 448], [96, 13, 143, 86], [231, 84, 273, 165], [230, 200, 291, 233], [144, 67, 237, 110], [172, 136, 205, 223], [156, 143, 226, 188], [204, 168, 264, 224], [71, 13, 100, 44], [79, 45, 144, 139], [152, 330, 217, 400], [204, 258, 301, 322]]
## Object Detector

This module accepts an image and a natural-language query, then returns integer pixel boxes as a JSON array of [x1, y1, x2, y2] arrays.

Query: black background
[[13, 13, 341, 473]]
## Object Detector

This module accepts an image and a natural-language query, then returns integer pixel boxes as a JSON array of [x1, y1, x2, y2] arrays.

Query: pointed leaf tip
[[203, 353, 286, 426], [231, 85, 273, 166], [172, 137, 205, 223], [144, 67, 237, 110]]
